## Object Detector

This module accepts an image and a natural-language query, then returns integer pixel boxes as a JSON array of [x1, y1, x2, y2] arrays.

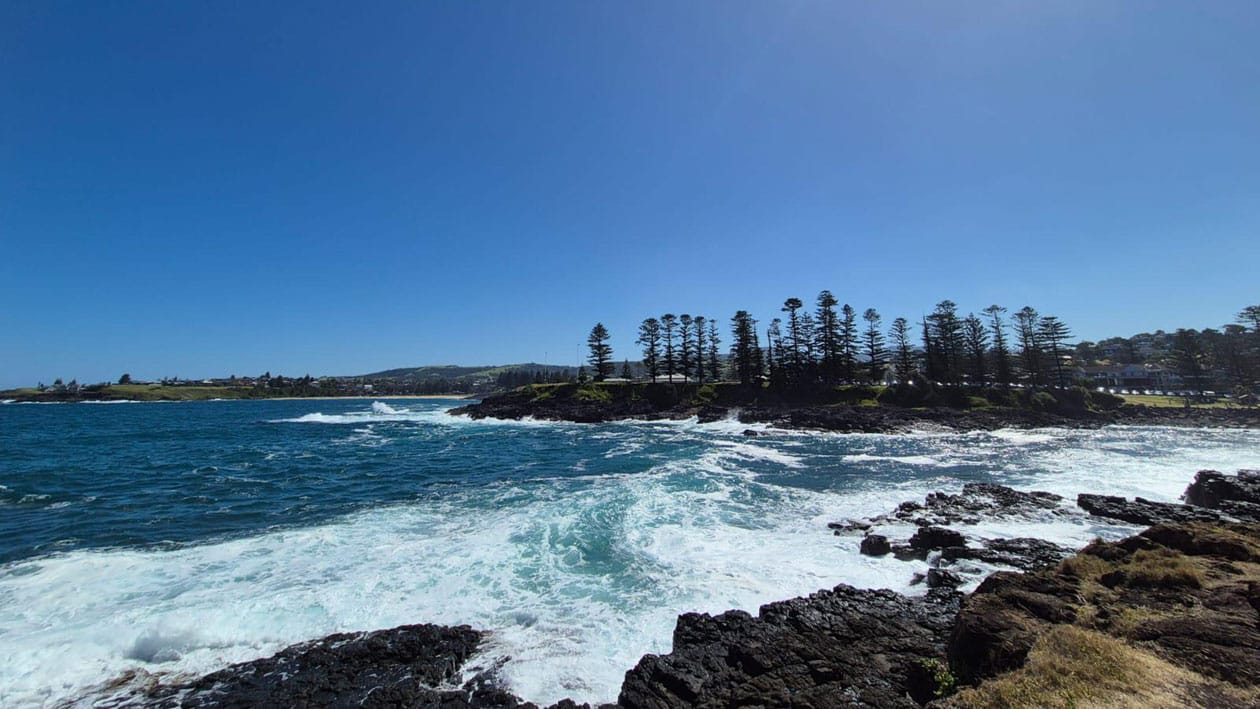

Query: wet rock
[[694, 406, 727, 424], [828, 518, 872, 533], [910, 526, 967, 551], [617, 584, 961, 708], [860, 534, 891, 556], [845, 483, 1069, 532], [142, 624, 500, 708], [941, 537, 1077, 571], [1183, 470, 1260, 520], [1078, 493, 1227, 526], [1218, 499, 1260, 522], [926, 568, 965, 589], [917, 484, 1064, 525], [740, 429, 760, 437], [893, 544, 924, 561]]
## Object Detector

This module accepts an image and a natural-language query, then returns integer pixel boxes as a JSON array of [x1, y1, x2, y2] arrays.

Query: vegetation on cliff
[[942, 522, 1260, 708]]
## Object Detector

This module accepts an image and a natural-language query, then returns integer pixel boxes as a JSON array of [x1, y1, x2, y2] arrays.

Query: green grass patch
[[1121, 394, 1230, 409], [573, 386, 612, 403], [1, 388, 41, 398], [105, 385, 255, 401]]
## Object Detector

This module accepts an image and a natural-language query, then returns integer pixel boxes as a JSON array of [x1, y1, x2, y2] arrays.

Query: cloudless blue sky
[[3, 1, 1258, 387]]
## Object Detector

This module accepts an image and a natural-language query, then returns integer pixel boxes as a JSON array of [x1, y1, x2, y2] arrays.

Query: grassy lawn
[[102, 384, 255, 401], [2, 388, 41, 398], [1120, 394, 1232, 409]]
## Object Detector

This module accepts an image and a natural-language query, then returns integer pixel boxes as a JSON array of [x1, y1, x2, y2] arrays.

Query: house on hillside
[[1087, 363, 1184, 390], [650, 374, 693, 384]]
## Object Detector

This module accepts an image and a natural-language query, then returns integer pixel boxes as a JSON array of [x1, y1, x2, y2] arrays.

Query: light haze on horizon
[[3, 2, 1258, 388]]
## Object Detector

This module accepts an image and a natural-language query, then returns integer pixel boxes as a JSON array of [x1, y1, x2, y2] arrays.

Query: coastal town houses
[[1083, 363, 1184, 390]]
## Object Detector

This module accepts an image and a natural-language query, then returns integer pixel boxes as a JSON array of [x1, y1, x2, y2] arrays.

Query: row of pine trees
[[586, 299, 1260, 391], [585, 293, 1079, 388]]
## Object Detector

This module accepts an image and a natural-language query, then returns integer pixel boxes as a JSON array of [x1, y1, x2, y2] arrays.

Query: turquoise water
[[1, 398, 1257, 706]]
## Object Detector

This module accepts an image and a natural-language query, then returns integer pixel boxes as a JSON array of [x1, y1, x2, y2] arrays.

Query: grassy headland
[[454, 380, 1260, 432]]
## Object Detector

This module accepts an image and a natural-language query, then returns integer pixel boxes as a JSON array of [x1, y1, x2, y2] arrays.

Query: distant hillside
[[355, 363, 574, 382]]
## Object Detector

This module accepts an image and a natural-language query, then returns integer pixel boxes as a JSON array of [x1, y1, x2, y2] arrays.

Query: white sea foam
[[710, 440, 805, 468], [273, 403, 561, 429], [841, 453, 950, 467], [986, 429, 1056, 445], [370, 401, 402, 415]]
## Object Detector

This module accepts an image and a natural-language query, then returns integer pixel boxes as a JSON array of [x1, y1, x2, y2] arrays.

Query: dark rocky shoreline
[[110, 470, 1260, 708], [452, 388, 1260, 434]]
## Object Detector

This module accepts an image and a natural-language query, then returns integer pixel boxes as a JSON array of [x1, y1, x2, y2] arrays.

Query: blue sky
[[3, 2, 1258, 388]]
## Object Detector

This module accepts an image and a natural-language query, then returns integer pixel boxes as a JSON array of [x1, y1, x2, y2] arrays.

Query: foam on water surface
[[1, 399, 1258, 707]]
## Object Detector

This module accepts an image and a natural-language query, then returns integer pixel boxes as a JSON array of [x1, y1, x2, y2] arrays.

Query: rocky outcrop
[[944, 522, 1260, 707], [833, 484, 1078, 585], [617, 585, 962, 708], [136, 624, 565, 709], [939, 537, 1076, 572], [1115, 404, 1260, 429], [1079, 470, 1260, 527], [1076, 493, 1228, 526], [831, 483, 1068, 532], [1184, 469, 1260, 510]]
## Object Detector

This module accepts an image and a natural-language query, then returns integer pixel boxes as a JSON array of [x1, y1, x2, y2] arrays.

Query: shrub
[[574, 386, 611, 403], [920, 658, 957, 698], [1088, 389, 1125, 411], [1030, 391, 1058, 412]]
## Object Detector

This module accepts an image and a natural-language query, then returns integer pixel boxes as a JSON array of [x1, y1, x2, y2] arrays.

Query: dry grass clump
[[1121, 549, 1203, 589], [1106, 605, 1175, 636], [948, 625, 1243, 708], [1057, 552, 1112, 581]]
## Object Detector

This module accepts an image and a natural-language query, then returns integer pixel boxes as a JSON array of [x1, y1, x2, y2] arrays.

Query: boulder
[[860, 534, 892, 556], [926, 568, 965, 589], [910, 526, 967, 551], [1183, 469, 1260, 519]]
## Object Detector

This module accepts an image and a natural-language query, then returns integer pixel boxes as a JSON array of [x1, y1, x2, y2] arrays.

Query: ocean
[[1, 398, 1257, 706]]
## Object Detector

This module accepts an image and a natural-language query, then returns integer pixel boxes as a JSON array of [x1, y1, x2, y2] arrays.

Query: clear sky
[[3, 2, 1258, 388]]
